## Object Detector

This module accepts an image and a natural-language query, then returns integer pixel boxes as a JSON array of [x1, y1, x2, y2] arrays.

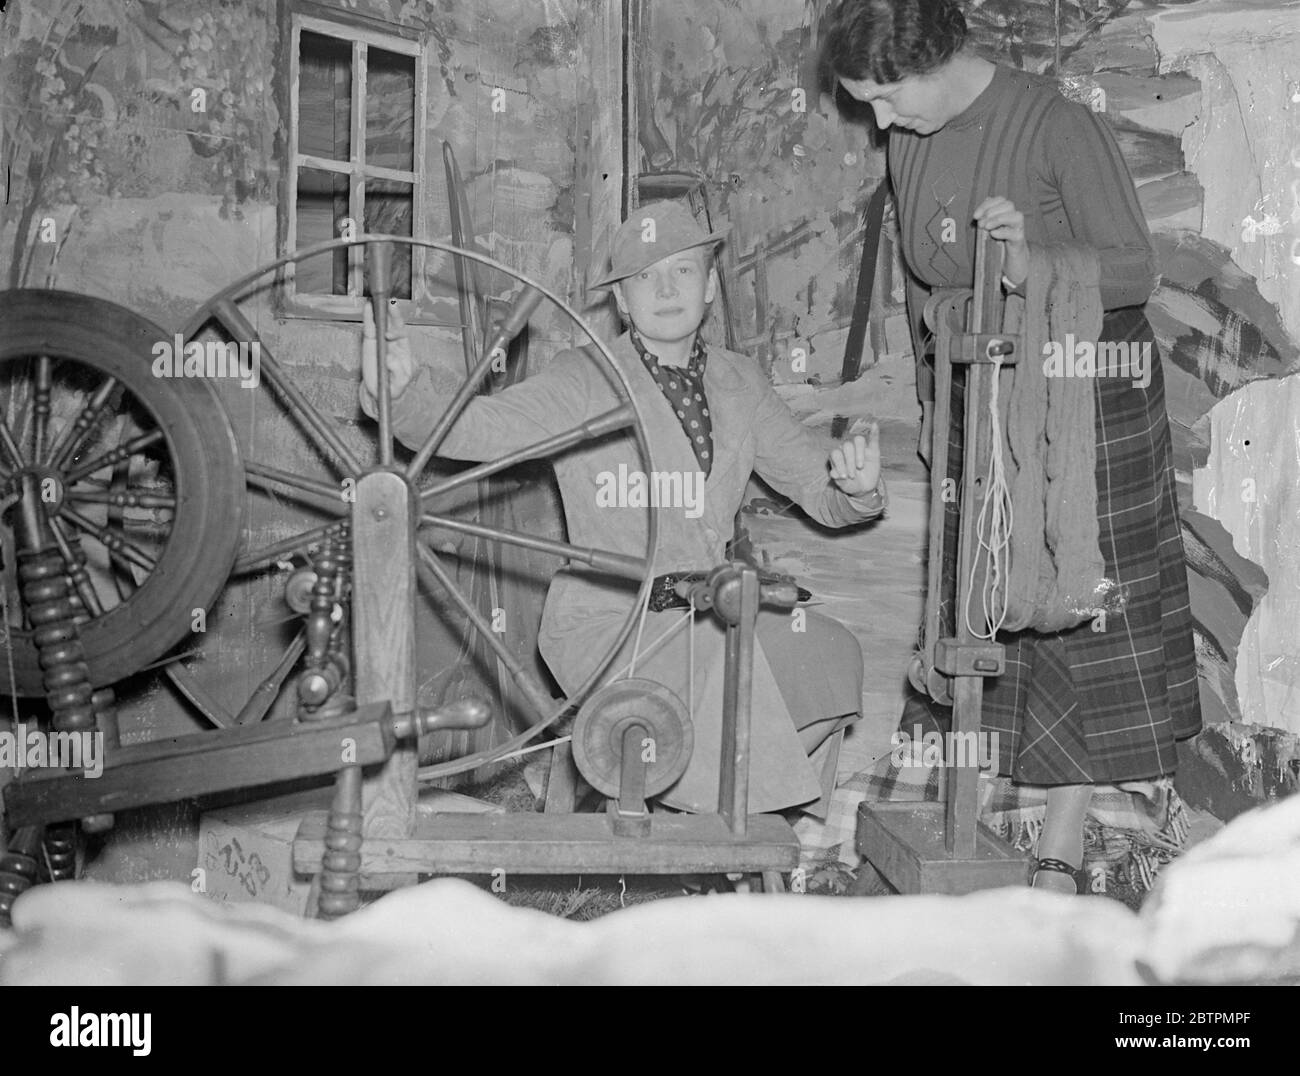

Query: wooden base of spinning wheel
[[291, 565, 804, 888], [293, 810, 798, 877], [291, 682, 801, 881], [856, 803, 1029, 896]]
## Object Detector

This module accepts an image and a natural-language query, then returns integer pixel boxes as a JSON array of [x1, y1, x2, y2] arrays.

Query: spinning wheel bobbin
[[571, 678, 693, 805]]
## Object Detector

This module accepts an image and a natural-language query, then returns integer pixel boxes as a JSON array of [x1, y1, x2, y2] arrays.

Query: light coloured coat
[[374, 332, 882, 811]]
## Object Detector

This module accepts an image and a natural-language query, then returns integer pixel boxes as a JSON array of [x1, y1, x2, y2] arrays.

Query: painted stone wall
[[636, 0, 882, 378], [1148, 0, 1300, 811]]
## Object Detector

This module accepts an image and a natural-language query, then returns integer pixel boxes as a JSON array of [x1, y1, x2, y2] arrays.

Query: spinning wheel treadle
[[571, 678, 692, 799]]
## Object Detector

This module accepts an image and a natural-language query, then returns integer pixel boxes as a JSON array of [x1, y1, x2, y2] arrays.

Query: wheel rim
[[171, 235, 661, 774]]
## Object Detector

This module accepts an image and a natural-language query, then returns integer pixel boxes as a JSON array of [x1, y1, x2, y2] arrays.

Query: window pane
[[365, 48, 415, 173], [299, 31, 351, 161], [296, 167, 349, 295], [364, 179, 413, 300]]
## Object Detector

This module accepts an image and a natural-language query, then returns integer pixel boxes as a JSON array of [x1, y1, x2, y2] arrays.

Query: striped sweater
[[890, 63, 1158, 401]]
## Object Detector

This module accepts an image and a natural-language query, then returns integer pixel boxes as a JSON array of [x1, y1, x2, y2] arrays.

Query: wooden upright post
[[718, 568, 759, 837], [944, 237, 1003, 859], [354, 470, 419, 888], [854, 232, 1031, 893]]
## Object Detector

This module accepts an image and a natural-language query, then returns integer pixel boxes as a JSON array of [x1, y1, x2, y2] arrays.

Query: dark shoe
[[676, 874, 728, 895], [1031, 856, 1088, 894]]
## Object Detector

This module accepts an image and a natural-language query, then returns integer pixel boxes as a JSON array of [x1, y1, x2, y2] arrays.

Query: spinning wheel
[[1, 235, 662, 918], [0, 291, 245, 695], [159, 236, 660, 749], [1, 243, 657, 741], [3, 235, 803, 919]]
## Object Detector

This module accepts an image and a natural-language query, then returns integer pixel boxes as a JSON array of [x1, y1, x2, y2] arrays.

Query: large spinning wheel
[[0, 235, 663, 917], [172, 234, 661, 752], [1, 239, 657, 737]]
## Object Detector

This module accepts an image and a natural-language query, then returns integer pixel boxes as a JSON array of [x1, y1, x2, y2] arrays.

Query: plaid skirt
[[935, 306, 1202, 783]]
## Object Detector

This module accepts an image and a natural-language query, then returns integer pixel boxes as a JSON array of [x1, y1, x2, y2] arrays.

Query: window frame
[[279, 4, 429, 321]]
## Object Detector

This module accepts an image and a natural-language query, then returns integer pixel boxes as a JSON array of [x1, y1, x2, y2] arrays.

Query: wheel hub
[[4, 465, 69, 514]]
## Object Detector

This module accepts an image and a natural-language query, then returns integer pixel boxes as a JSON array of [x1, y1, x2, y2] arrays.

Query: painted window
[[282, 10, 426, 318]]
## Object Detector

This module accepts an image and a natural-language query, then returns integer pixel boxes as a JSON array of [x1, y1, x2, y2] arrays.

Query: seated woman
[[359, 201, 886, 816]]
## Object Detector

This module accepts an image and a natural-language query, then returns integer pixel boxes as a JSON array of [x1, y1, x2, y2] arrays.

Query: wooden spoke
[[59, 506, 158, 572], [212, 299, 362, 477], [419, 514, 645, 581], [245, 461, 349, 517], [231, 521, 344, 576], [403, 342, 503, 480], [48, 516, 104, 618], [45, 375, 119, 470], [418, 403, 635, 504], [63, 429, 164, 484], [32, 356, 52, 464], [414, 542, 557, 720], [107, 456, 139, 600], [234, 629, 307, 725], [0, 415, 25, 469], [365, 243, 397, 469], [65, 489, 177, 510]]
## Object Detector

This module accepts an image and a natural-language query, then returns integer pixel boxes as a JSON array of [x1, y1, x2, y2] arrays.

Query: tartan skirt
[[935, 306, 1202, 783]]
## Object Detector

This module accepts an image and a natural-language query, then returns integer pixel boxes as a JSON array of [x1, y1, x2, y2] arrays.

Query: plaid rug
[[794, 744, 1190, 897]]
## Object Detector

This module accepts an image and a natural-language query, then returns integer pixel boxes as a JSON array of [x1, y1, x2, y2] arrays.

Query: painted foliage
[[1, 1, 275, 288]]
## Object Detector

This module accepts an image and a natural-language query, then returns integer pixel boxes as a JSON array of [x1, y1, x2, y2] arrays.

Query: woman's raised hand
[[973, 196, 1028, 286], [828, 423, 882, 497], [361, 300, 415, 401]]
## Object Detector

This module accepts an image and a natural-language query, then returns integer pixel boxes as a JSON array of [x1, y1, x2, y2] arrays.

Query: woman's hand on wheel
[[361, 300, 415, 401], [829, 423, 882, 496], [973, 196, 1027, 286]]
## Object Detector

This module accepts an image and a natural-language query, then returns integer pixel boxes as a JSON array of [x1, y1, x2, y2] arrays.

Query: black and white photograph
[[0, 0, 1297, 1011]]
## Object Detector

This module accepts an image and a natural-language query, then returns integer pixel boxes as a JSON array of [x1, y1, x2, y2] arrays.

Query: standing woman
[[820, 0, 1201, 892]]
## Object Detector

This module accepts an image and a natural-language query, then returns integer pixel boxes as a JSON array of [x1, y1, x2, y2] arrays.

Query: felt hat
[[591, 199, 728, 289]]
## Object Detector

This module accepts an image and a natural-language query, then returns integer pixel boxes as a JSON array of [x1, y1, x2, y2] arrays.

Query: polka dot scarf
[[629, 326, 714, 478]]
